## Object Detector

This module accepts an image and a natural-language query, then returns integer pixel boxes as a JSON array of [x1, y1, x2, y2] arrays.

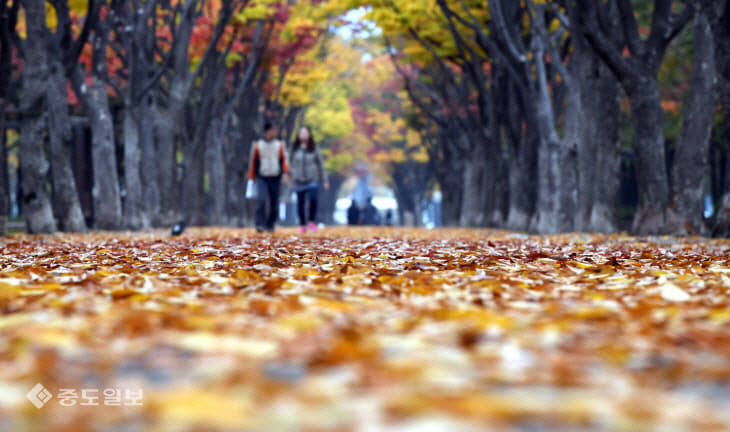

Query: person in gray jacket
[[290, 126, 329, 232]]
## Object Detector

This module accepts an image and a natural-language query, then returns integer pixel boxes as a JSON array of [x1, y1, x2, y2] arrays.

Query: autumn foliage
[[2, 228, 730, 430]]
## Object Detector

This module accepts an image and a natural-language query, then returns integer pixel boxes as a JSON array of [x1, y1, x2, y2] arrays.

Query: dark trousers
[[296, 183, 318, 225], [256, 176, 281, 229]]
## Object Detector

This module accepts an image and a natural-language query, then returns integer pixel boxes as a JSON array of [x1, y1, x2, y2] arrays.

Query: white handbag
[[245, 179, 257, 199]]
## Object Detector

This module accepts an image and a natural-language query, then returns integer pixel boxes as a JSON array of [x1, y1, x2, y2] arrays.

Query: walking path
[[1, 227, 729, 430]]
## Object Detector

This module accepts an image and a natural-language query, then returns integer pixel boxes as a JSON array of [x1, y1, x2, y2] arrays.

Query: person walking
[[348, 163, 373, 225], [248, 122, 290, 233], [290, 126, 329, 233]]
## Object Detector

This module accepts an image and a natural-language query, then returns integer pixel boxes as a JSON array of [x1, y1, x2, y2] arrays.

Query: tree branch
[[574, 0, 633, 82], [616, 0, 643, 57]]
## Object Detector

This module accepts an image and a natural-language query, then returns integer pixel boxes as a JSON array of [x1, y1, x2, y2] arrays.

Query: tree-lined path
[[2, 0, 730, 236], [1, 228, 730, 430]]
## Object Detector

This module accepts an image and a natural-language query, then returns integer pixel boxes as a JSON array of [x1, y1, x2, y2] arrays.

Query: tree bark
[[0, 112, 7, 236], [505, 134, 538, 231], [122, 107, 148, 229], [18, 0, 56, 233], [503, 80, 537, 231], [0, 0, 15, 235], [181, 144, 207, 226], [704, 0, 730, 236], [625, 77, 670, 234], [391, 160, 430, 227], [226, 99, 258, 226], [138, 97, 160, 225], [491, 151, 509, 227], [667, 11, 717, 235], [712, 93, 730, 237], [530, 31, 577, 234], [225, 125, 250, 226], [75, 28, 122, 230], [459, 138, 489, 227], [155, 104, 181, 227], [574, 29, 621, 233], [585, 81, 621, 232], [556, 88, 580, 233], [318, 173, 343, 225], [206, 120, 226, 226], [47, 50, 87, 232], [154, 0, 209, 227], [435, 135, 463, 227]]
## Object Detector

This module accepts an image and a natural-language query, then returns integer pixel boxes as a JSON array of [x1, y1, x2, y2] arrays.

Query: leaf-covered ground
[[1, 227, 730, 431]]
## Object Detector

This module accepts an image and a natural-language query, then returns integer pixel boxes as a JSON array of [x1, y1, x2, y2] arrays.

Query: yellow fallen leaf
[[166, 332, 278, 358], [708, 309, 730, 324], [277, 312, 323, 331], [0, 281, 20, 299], [149, 389, 252, 428]]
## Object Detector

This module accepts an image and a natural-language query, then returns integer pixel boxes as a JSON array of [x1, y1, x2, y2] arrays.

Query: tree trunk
[[530, 42, 577, 234], [155, 2, 197, 227], [706, 1, 730, 237], [225, 132, 250, 226], [433, 131, 463, 227], [181, 143, 207, 226], [206, 120, 227, 226], [504, 83, 537, 231], [490, 151, 509, 227], [155, 105, 181, 227], [88, 28, 123, 229], [625, 77, 670, 234], [69, 27, 122, 231], [531, 136, 560, 233], [47, 51, 86, 232], [225, 127, 250, 226], [122, 106, 148, 229], [0, 0, 13, 235], [668, 11, 717, 235], [556, 88, 580, 233], [391, 161, 429, 227], [0, 109, 7, 236], [506, 142, 535, 232], [319, 173, 342, 225], [87, 77, 122, 230], [573, 0, 690, 235], [459, 142, 490, 227], [439, 179, 462, 227], [19, 0, 56, 233], [226, 103, 258, 226], [712, 83, 730, 236], [575, 37, 621, 233], [138, 97, 160, 226], [70, 122, 94, 223]]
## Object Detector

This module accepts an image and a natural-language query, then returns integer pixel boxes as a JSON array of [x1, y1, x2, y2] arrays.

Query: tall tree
[[566, 1, 622, 233], [45, 0, 96, 232], [0, 0, 18, 235], [575, 0, 693, 234], [667, 8, 717, 234], [702, 0, 730, 236], [71, 8, 122, 230], [18, 0, 56, 233]]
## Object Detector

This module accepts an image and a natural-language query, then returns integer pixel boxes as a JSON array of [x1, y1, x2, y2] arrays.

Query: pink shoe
[[307, 222, 318, 232], [299, 226, 307, 234]]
